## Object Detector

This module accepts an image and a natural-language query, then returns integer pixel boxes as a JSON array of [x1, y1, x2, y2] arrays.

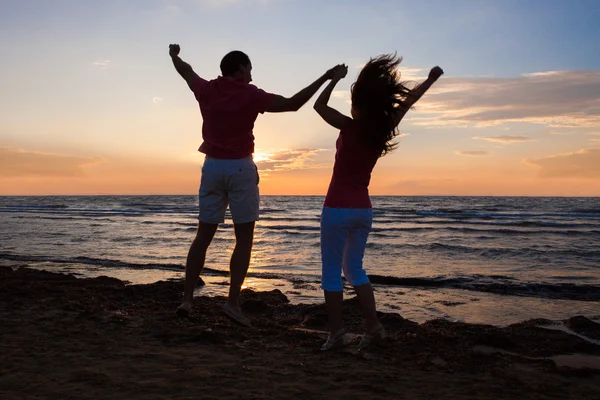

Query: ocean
[[1, 195, 599, 326]]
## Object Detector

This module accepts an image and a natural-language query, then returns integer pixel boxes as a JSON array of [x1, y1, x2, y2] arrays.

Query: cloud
[[332, 91, 351, 104], [332, 91, 349, 99], [255, 148, 327, 172], [92, 59, 111, 70], [521, 71, 564, 78], [412, 70, 600, 129], [546, 131, 571, 135], [353, 63, 425, 80], [0, 148, 103, 178], [331, 66, 427, 104], [396, 67, 426, 82], [152, 96, 164, 104], [159, 3, 182, 22], [546, 129, 599, 135], [524, 148, 600, 178], [201, 0, 239, 6], [455, 150, 489, 156], [200, 0, 272, 6], [474, 135, 535, 143]]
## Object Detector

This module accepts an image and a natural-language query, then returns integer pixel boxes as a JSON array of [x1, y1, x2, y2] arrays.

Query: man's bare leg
[[222, 221, 255, 319], [177, 222, 218, 314]]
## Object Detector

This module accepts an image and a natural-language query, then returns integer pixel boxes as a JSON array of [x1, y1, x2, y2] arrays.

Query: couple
[[169, 44, 443, 351]]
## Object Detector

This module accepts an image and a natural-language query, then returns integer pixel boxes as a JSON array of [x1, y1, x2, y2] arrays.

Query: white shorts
[[198, 156, 260, 224], [320, 207, 372, 291]]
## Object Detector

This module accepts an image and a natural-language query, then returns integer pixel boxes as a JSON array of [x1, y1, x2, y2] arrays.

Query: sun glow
[[253, 150, 274, 163]]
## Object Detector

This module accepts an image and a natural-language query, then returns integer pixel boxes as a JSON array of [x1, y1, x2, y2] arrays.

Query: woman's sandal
[[175, 303, 191, 318], [358, 326, 386, 352], [321, 329, 349, 351]]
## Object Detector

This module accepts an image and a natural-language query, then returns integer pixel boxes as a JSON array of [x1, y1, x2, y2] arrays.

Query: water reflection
[[10, 260, 600, 327]]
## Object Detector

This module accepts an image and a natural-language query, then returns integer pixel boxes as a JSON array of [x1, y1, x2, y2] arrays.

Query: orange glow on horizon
[[1, 158, 599, 196]]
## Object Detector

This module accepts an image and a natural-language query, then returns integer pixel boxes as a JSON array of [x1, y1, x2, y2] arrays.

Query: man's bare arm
[[265, 65, 340, 113], [169, 44, 200, 89]]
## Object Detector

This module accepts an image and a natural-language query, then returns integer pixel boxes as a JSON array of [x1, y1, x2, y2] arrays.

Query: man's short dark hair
[[220, 51, 251, 77]]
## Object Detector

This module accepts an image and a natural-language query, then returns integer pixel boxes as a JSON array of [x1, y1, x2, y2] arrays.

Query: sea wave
[[2, 252, 599, 301]]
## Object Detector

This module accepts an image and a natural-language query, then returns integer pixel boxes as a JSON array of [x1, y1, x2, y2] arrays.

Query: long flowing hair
[[351, 53, 413, 157]]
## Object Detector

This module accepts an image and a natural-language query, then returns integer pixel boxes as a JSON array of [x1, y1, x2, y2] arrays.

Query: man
[[169, 44, 339, 326]]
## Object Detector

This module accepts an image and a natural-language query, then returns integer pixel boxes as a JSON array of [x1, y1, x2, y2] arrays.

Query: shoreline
[[3, 252, 599, 301], [1, 266, 600, 399], [3, 259, 600, 327]]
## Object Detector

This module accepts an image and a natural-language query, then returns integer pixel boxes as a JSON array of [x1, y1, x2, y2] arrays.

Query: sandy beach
[[1, 266, 599, 400]]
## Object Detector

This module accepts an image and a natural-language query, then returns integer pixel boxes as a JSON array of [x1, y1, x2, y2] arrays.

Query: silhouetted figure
[[169, 43, 341, 326], [314, 55, 443, 350]]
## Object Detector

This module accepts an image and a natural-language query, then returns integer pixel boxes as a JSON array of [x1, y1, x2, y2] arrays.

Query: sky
[[1, 0, 599, 196]]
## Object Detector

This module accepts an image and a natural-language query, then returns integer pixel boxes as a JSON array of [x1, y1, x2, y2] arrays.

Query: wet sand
[[1, 266, 599, 399]]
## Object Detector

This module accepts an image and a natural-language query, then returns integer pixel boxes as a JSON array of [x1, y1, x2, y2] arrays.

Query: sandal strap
[[358, 327, 386, 351], [321, 331, 348, 351]]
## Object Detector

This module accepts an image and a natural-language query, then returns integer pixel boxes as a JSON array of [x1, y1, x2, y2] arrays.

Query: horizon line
[[1, 194, 599, 198]]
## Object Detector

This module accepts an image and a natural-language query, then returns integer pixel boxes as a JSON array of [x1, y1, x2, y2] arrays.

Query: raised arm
[[313, 64, 352, 130], [169, 44, 200, 89], [393, 66, 444, 125], [264, 65, 340, 113]]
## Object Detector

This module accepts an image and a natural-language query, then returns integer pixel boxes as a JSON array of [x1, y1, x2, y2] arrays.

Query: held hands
[[429, 66, 444, 81], [325, 64, 348, 81], [169, 44, 181, 58]]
